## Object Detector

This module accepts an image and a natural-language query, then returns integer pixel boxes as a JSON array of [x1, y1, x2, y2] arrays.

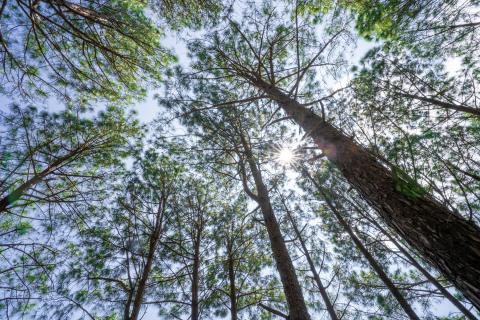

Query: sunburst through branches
[[274, 145, 299, 167]]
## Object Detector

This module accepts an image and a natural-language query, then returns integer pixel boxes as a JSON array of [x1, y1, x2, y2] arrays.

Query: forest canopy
[[1, 0, 480, 319]]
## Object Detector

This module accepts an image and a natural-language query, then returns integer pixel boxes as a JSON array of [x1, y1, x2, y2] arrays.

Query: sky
[[135, 32, 465, 320], [0, 5, 473, 320]]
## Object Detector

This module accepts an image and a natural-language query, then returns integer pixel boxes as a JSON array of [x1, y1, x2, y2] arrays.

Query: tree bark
[[281, 199, 339, 320], [396, 92, 480, 117], [259, 303, 289, 318], [227, 240, 238, 320], [46, 0, 111, 25], [253, 78, 480, 310], [239, 133, 312, 320], [191, 227, 201, 320], [305, 170, 420, 319], [355, 204, 479, 319], [129, 203, 165, 320], [0, 144, 88, 213]]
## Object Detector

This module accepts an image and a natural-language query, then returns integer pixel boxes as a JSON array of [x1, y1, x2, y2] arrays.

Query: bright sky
[[0, 11, 471, 320]]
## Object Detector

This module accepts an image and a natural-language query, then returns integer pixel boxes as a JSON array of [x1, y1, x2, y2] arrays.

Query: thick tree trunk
[[227, 242, 238, 320], [254, 79, 480, 310], [239, 133, 311, 320], [283, 204, 339, 320], [129, 204, 164, 320], [306, 172, 420, 319], [355, 205, 479, 319]]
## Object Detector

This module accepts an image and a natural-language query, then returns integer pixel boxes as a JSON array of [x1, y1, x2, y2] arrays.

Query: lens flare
[[275, 146, 297, 166]]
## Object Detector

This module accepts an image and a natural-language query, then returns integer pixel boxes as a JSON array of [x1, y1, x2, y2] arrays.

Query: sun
[[276, 147, 297, 166]]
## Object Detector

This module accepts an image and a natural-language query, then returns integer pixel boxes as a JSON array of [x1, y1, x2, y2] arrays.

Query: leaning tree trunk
[[0, 143, 88, 213], [239, 133, 312, 320], [252, 79, 480, 310], [396, 92, 480, 117], [283, 204, 339, 320], [305, 171, 420, 319], [353, 203, 479, 319]]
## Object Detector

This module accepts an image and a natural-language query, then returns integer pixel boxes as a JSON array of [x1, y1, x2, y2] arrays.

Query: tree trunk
[[254, 79, 480, 310], [354, 204, 479, 319], [191, 229, 201, 320], [396, 92, 480, 117], [124, 291, 134, 320], [282, 202, 339, 320], [227, 241, 238, 320], [0, 144, 87, 213], [239, 133, 312, 320], [305, 171, 420, 319], [259, 303, 289, 318], [47, 0, 111, 25], [129, 204, 165, 320]]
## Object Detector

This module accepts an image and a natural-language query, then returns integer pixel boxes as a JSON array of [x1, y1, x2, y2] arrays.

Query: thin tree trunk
[[227, 241, 238, 320], [355, 205, 479, 320], [259, 303, 289, 318], [304, 169, 420, 319], [129, 203, 165, 320], [191, 229, 201, 320], [124, 242, 134, 320], [253, 78, 480, 310], [0, 144, 88, 213], [124, 291, 134, 320], [47, 0, 110, 25], [396, 92, 480, 117], [282, 201, 339, 320], [239, 133, 311, 320], [415, 20, 480, 31]]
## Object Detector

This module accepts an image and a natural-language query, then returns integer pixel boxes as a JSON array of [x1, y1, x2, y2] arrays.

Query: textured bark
[[357, 206, 479, 319], [129, 203, 165, 320], [306, 172, 420, 319], [239, 133, 311, 320], [283, 203, 339, 320], [251, 80, 480, 310]]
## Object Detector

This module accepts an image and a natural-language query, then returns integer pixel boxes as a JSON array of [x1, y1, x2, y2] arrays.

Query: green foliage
[[0, 0, 170, 102], [341, 0, 422, 40], [16, 221, 33, 235], [150, 0, 223, 29], [391, 166, 427, 200], [1, 1, 479, 319], [0, 0, 223, 102]]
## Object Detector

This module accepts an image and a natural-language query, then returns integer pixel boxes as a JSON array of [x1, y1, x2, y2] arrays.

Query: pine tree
[[180, 4, 480, 309]]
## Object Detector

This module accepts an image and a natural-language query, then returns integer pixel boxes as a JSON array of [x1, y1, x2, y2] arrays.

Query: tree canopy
[[1, 0, 480, 319]]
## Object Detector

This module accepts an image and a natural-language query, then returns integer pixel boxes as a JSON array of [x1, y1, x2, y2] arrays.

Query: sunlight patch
[[275, 145, 298, 167]]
